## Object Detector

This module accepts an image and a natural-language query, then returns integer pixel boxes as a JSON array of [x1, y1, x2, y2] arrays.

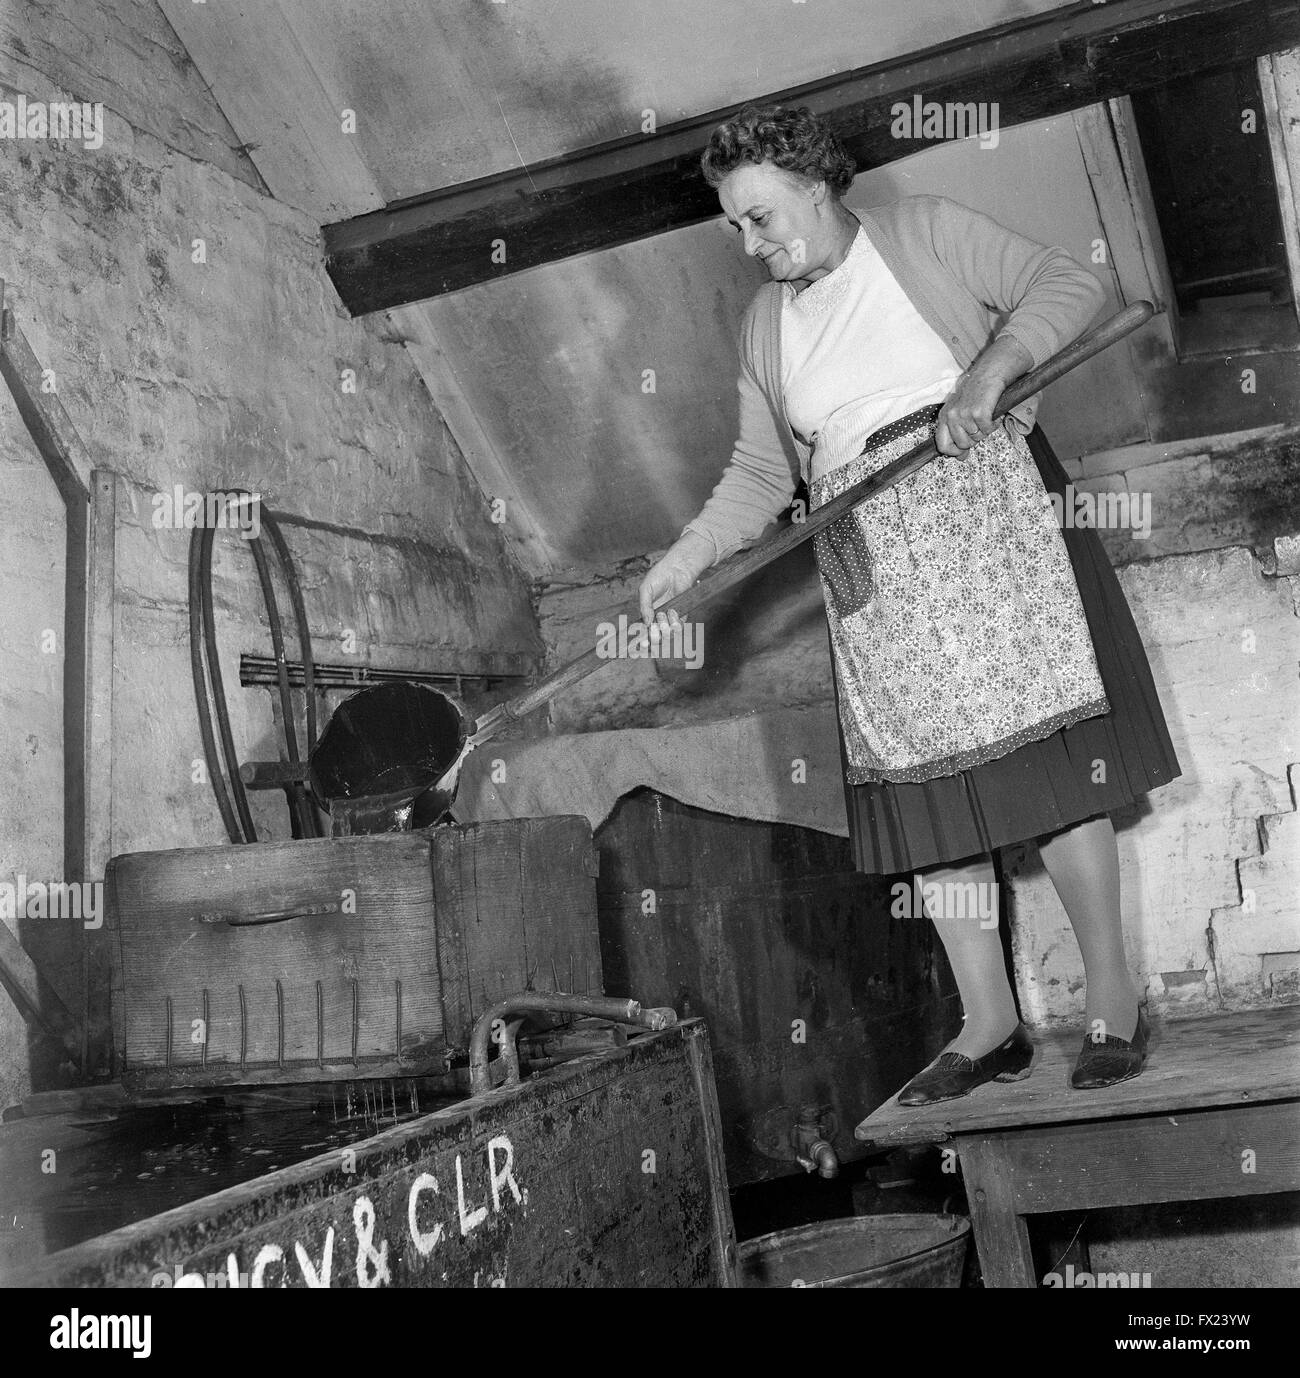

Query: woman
[[638, 105, 1180, 1104]]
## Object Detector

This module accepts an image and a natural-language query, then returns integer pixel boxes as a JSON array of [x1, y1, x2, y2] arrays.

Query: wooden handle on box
[[195, 901, 342, 926]]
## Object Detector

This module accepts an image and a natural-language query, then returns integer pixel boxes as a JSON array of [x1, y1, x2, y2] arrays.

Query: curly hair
[[701, 103, 856, 196]]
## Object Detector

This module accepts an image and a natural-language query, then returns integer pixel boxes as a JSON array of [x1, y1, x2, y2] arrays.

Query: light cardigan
[[684, 195, 1106, 563]]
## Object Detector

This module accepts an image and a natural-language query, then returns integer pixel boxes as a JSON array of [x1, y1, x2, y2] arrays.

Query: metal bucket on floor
[[737, 1213, 970, 1288]]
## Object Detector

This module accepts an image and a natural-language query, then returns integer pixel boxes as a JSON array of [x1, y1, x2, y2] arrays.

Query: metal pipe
[[239, 655, 530, 690], [469, 993, 677, 1096], [190, 497, 325, 840], [247, 523, 314, 838], [261, 511, 318, 751], [498, 1017, 525, 1088], [259, 509, 323, 835], [809, 1141, 840, 1180], [188, 524, 242, 843], [199, 524, 258, 843]]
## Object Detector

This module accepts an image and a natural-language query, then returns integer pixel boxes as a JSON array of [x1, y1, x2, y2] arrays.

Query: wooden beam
[[0, 285, 100, 889], [1259, 51, 1300, 314], [0, 920, 84, 1061], [324, 0, 1300, 315], [85, 470, 117, 883], [0, 286, 92, 500]]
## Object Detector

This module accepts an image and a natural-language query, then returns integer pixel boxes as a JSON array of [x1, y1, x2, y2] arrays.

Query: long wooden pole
[[464, 301, 1155, 752]]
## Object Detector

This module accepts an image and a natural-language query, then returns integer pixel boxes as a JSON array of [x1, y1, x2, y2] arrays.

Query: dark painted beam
[[324, 0, 1300, 314]]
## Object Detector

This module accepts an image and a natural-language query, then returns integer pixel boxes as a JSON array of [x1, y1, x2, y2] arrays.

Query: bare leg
[[920, 854, 1020, 1058], [1037, 814, 1139, 1042]]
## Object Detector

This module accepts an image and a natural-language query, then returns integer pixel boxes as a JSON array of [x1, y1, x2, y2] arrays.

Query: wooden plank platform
[[856, 1006, 1300, 1148], [855, 1007, 1300, 1287]]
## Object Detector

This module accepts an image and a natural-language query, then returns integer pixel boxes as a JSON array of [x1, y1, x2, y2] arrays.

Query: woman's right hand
[[638, 557, 694, 630], [637, 531, 715, 630]]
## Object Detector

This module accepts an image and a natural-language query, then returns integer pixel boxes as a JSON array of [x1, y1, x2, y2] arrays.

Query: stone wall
[[0, 19, 540, 1108]]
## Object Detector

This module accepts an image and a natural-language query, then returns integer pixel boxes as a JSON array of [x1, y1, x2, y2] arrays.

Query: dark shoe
[[1071, 1007, 1149, 1089], [896, 1025, 1034, 1106]]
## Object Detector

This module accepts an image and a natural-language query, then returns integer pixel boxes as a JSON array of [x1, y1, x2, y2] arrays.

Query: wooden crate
[[107, 817, 605, 1088], [109, 834, 443, 1088], [431, 816, 603, 1050]]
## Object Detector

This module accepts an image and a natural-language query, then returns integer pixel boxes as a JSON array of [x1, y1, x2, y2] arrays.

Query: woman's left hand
[[936, 336, 1034, 455], [935, 367, 1004, 455]]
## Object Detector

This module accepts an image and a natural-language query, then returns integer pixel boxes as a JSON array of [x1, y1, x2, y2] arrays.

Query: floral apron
[[811, 405, 1109, 784]]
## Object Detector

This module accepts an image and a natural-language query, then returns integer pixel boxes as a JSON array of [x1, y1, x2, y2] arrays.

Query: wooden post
[[959, 1137, 1037, 1288], [85, 470, 117, 882], [0, 283, 112, 1070], [0, 292, 116, 885]]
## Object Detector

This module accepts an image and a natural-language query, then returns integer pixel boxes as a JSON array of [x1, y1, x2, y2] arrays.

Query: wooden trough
[[7, 1020, 734, 1288]]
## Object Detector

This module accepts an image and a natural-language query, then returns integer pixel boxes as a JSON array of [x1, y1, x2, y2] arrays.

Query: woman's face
[[718, 161, 835, 281]]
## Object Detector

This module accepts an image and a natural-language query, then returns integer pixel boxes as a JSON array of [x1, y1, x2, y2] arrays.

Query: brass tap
[[792, 1105, 840, 1179]]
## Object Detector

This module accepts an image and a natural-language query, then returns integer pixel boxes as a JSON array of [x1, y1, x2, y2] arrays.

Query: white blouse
[[781, 226, 963, 484]]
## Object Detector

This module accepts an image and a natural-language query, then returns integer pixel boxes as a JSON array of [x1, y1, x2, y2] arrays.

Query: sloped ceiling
[[156, 0, 1118, 574], [158, 0, 1070, 217]]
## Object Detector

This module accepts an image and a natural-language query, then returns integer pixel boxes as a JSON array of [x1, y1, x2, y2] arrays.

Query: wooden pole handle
[[470, 300, 1155, 747]]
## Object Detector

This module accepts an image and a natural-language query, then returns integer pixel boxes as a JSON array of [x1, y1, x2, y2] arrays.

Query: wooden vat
[[595, 790, 959, 1185]]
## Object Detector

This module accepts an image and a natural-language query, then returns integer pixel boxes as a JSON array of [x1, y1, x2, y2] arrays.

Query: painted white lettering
[[294, 1227, 335, 1287], [456, 1153, 488, 1235], [408, 1172, 444, 1256], [249, 1243, 285, 1288], [487, 1136, 523, 1211]]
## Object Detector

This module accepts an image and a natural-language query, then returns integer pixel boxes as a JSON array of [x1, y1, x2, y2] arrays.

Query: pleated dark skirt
[[837, 425, 1181, 875]]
